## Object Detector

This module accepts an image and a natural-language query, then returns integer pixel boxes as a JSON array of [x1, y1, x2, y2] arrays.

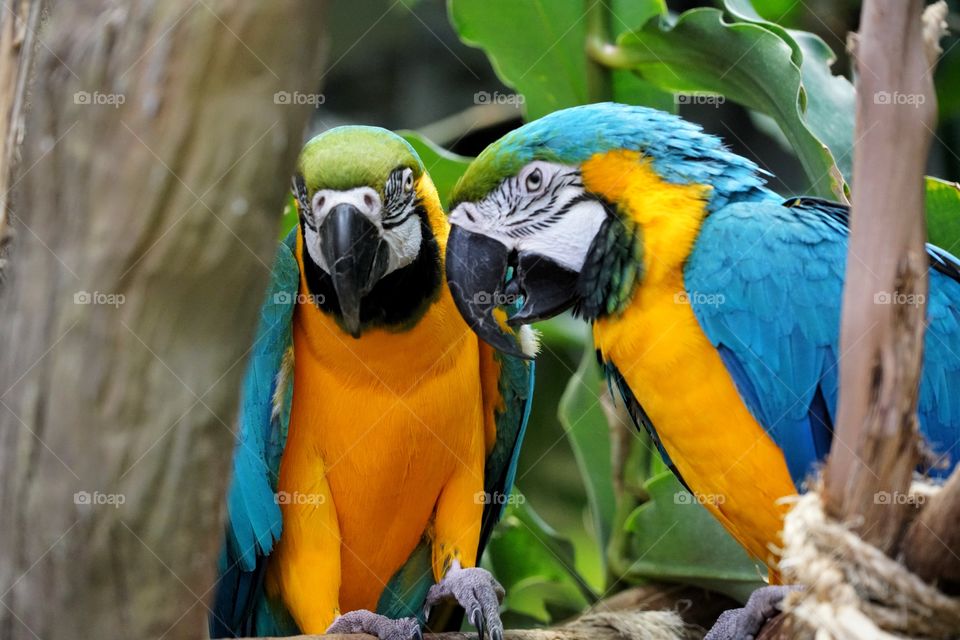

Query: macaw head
[[294, 126, 446, 337], [445, 102, 767, 357]]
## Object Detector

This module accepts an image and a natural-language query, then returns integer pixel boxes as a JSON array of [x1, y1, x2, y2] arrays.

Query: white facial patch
[[381, 215, 422, 273], [448, 161, 608, 272], [301, 185, 422, 276]]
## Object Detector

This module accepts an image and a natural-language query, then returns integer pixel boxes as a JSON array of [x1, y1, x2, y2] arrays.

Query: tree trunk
[[0, 2, 327, 639], [0, 0, 45, 268], [821, 0, 936, 552], [902, 466, 960, 589]]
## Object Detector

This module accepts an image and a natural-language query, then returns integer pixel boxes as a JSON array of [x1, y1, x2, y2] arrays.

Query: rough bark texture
[[902, 466, 960, 589], [757, 3, 951, 638], [821, 0, 936, 553], [0, 0, 44, 266], [0, 2, 327, 639]]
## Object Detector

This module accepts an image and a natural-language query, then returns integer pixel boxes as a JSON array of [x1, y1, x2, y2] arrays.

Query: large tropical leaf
[[448, 0, 672, 119], [449, 0, 592, 119], [722, 0, 855, 187], [609, 8, 849, 199], [557, 343, 617, 579], [926, 176, 960, 254], [485, 497, 594, 624], [623, 471, 766, 603], [280, 192, 297, 239]]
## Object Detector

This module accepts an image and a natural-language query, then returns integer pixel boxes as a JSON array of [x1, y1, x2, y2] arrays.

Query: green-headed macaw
[[210, 126, 536, 640], [442, 102, 960, 631]]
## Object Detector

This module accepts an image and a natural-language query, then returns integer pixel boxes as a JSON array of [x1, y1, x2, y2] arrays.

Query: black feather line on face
[[382, 167, 415, 225], [573, 198, 642, 321], [300, 203, 442, 334], [500, 191, 597, 240], [293, 173, 317, 231], [498, 168, 583, 230]]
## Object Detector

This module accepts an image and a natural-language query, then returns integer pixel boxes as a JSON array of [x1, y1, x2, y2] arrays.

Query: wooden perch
[[269, 633, 648, 640], [244, 584, 733, 640], [822, 0, 937, 553], [902, 466, 960, 589], [266, 631, 672, 640], [759, 3, 957, 637]]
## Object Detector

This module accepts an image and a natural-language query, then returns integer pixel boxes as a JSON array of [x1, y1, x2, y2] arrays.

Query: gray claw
[[325, 609, 422, 640], [426, 565, 504, 640], [472, 608, 484, 639], [705, 585, 801, 640]]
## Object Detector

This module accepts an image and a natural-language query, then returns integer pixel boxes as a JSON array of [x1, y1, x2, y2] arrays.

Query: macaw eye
[[524, 168, 543, 192], [402, 169, 414, 193]]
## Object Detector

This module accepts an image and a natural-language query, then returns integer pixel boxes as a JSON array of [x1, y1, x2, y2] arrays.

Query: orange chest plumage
[[267, 241, 489, 615], [584, 150, 797, 569]]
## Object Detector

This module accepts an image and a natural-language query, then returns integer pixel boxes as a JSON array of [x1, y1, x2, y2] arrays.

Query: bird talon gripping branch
[[426, 561, 505, 640]]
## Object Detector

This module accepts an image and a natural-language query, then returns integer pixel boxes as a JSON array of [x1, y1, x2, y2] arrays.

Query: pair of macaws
[[212, 103, 960, 639]]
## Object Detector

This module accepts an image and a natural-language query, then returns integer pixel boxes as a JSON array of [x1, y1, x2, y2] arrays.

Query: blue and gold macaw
[[211, 126, 535, 639], [443, 103, 960, 576]]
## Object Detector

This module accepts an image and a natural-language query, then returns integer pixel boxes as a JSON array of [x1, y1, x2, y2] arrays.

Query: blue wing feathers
[[479, 352, 535, 552], [687, 196, 960, 486], [212, 233, 299, 637]]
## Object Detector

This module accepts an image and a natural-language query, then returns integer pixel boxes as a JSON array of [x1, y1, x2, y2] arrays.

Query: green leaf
[[449, 0, 671, 119], [399, 131, 472, 209], [503, 578, 588, 625], [935, 41, 960, 120], [611, 0, 665, 29], [741, 0, 803, 24], [612, 71, 677, 114], [926, 176, 960, 253], [449, 0, 592, 119], [534, 314, 589, 353], [720, 0, 855, 188], [610, 8, 849, 199], [558, 344, 616, 579], [609, 1, 674, 112], [623, 470, 766, 603], [486, 497, 593, 623], [280, 192, 297, 239]]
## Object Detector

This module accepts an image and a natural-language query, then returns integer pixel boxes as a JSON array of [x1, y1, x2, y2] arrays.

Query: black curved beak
[[318, 203, 389, 338], [446, 224, 578, 358]]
